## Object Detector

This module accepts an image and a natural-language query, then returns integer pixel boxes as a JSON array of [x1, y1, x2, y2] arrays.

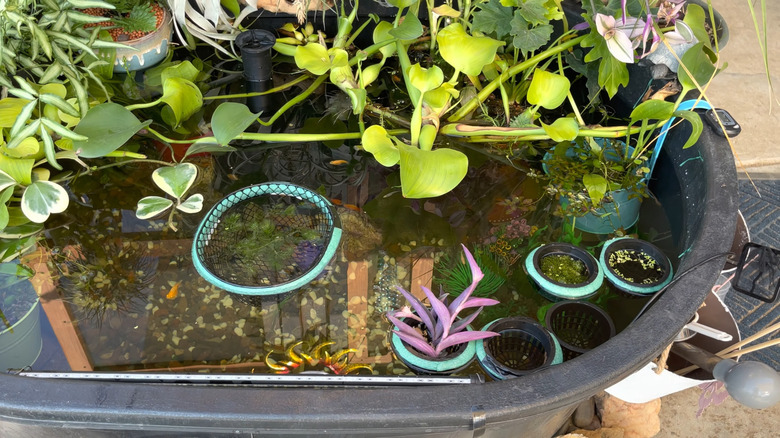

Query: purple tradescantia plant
[[386, 244, 500, 359]]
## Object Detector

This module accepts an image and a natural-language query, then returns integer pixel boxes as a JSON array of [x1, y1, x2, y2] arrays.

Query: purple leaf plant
[[386, 244, 500, 359]]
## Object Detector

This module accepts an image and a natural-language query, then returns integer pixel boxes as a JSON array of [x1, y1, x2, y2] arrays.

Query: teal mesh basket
[[192, 182, 342, 296]]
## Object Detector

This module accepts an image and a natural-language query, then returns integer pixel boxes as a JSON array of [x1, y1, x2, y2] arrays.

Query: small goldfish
[[166, 281, 182, 300], [329, 160, 348, 166]]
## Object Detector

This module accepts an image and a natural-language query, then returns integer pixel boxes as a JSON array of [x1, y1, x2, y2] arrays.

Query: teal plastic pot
[[525, 243, 604, 301], [390, 324, 477, 375], [476, 317, 563, 380], [543, 140, 644, 235], [599, 237, 673, 296], [0, 299, 42, 371]]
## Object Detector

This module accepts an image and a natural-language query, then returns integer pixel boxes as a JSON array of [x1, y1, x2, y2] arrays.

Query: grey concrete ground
[[655, 1, 780, 436]]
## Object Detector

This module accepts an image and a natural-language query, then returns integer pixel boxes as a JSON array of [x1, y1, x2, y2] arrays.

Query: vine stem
[[202, 75, 310, 101], [448, 35, 586, 122]]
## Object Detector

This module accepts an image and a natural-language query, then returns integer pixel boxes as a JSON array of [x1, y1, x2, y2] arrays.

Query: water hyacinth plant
[[386, 244, 500, 359]]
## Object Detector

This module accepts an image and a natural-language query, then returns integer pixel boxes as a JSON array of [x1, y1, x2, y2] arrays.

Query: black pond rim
[[0, 129, 737, 434]]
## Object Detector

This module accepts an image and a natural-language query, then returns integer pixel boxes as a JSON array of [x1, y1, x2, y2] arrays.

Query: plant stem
[[187, 129, 409, 144], [202, 75, 310, 100], [256, 74, 328, 126], [125, 98, 161, 111], [448, 35, 586, 122]]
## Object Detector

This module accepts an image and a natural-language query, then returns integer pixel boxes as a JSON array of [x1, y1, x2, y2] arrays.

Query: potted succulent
[[386, 244, 500, 375], [599, 237, 673, 296], [82, 0, 174, 72], [525, 242, 604, 301]]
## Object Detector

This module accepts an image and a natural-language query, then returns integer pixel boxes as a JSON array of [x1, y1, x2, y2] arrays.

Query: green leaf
[[527, 69, 570, 109], [510, 13, 553, 53], [0, 155, 34, 185], [409, 64, 444, 94], [20, 181, 69, 223], [388, 12, 423, 41], [373, 21, 397, 58], [0, 99, 28, 128], [361, 125, 400, 166], [0, 187, 14, 231], [176, 193, 203, 213], [0, 170, 17, 194], [630, 99, 675, 122], [437, 23, 504, 76], [160, 77, 204, 127], [518, 0, 549, 25], [136, 196, 173, 220], [583, 173, 607, 206], [673, 110, 704, 149], [598, 53, 630, 98], [398, 143, 468, 198], [294, 44, 331, 76], [683, 4, 710, 50], [385, 0, 416, 8], [161, 60, 201, 84], [72, 103, 151, 158], [3, 137, 40, 159], [212, 102, 261, 145], [472, 0, 514, 40], [152, 163, 198, 199], [541, 117, 579, 141], [677, 42, 717, 93]]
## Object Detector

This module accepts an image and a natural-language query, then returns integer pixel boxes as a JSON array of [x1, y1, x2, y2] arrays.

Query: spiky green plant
[[436, 245, 506, 298]]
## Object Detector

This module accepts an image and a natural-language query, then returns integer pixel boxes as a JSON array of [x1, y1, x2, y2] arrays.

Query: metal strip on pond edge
[[16, 371, 480, 386]]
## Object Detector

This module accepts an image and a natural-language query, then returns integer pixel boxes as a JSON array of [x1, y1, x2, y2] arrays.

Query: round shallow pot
[[113, 8, 173, 72], [600, 237, 673, 296], [525, 243, 604, 301]]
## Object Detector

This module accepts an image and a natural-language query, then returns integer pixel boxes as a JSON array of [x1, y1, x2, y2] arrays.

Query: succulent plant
[[387, 244, 500, 359]]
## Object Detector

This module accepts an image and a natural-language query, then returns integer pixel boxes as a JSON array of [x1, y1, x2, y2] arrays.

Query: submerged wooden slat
[[410, 257, 434, 300], [24, 247, 93, 371]]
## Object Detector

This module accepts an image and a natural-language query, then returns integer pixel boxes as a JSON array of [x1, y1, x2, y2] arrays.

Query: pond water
[[34, 140, 680, 378]]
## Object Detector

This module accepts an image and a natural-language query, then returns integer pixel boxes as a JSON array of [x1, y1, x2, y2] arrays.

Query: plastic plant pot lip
[[390, 328, 477, 374], [0, 298, 40, 336], [525, 244, 604, 299], [191, 182, 343, 296], [475, 317, 562, 379], [599, 237, 673, 294], [543, 300, 617, 355]]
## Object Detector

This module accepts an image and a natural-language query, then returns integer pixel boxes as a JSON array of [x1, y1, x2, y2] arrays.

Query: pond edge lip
[[0, 124, 737, 433]]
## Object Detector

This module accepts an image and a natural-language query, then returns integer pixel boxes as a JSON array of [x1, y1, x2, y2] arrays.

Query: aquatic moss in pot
[[600, 237, 673, 296], [525, 243, 604, 301]]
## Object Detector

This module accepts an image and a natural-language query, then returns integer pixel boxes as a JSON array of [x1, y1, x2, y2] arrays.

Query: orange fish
[[329, 160, 348, 166], [166, 281, 182, 300]]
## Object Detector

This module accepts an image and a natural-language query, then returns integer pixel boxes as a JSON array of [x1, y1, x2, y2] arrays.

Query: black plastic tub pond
[[0, 121, 737, 436]]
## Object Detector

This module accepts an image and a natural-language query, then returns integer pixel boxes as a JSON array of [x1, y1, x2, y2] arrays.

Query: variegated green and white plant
[[136, 163, 204, 231]]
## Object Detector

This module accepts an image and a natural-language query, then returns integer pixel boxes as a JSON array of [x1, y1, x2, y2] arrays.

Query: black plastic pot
[[476, 317, 563, 380], [544, 301, 616, 360], [0, 104, 737, 437]]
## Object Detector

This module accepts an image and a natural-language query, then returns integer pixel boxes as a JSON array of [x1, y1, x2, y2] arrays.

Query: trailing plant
[[386, 244, 500, 359]]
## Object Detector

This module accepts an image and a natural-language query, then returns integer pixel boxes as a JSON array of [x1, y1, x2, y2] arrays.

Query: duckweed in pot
[[540, 254, 589, 285], [607, 249, 664, 284]]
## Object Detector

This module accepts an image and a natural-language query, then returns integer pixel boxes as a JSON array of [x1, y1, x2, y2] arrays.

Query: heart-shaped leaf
[[21, 180, 69, 223], [409, 64, 444, 94], [160, 77, 204, 127], [673, 109, 704, 149], [541, 117, 579, 141], [176, 193, 203, 213], [373, 21, 396, 58], [583, 173, 607, 206], [361, 125, 400, 166], [152, 163, 198, 199], [3, 137, 40, 159], [72, 103, 151, 158], [437, 23, 504, 76], [389, 12, 423, 41], [161, 61, 200, 84], [0, 99, 28, 128], [136, 196, 174, 220], [678, 42, 716, 93], [294, 44, 331, 75], [630, 99, 675, 122], [398, 143, 468, 198], [0, 169, 17, 193], [528, 69, 571, 109], [183, 142, 237, 159], [212, 102, 261, 145], [0, 155, 34, 185]]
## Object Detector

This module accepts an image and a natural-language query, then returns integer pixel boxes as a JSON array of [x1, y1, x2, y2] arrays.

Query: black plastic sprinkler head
[[235, 29, 277, 115], [672, 342, 780, 410]]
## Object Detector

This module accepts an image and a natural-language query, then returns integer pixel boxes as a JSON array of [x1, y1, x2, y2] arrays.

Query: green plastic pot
[[525, 243, 604, 301], [390, 322, 477, 375], [0, 299, 42, 371]]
